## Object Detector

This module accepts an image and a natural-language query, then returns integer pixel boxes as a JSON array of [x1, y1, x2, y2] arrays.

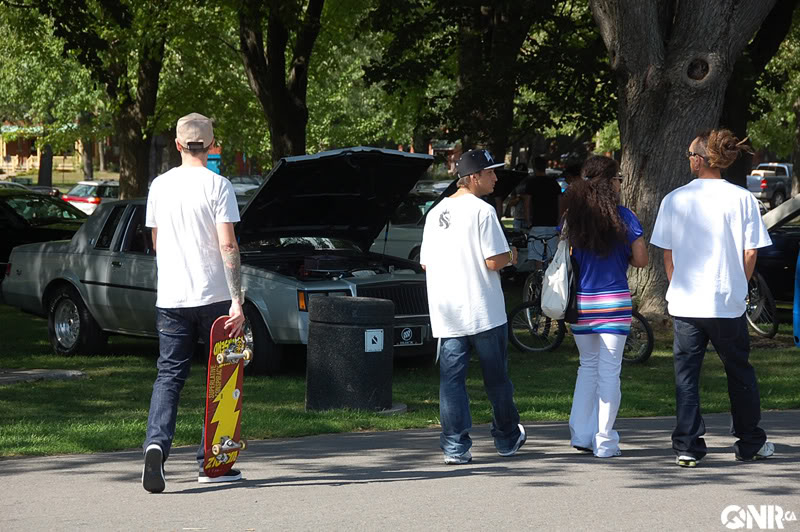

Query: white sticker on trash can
[[365, 329, 384, 352]]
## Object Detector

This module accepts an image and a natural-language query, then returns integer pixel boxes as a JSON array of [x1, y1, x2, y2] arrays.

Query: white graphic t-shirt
[[420, 193, 510, 337], [650, 178, 772, 318]]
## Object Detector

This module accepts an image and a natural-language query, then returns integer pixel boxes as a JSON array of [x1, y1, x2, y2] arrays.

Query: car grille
[[357, 283, 429, 316]]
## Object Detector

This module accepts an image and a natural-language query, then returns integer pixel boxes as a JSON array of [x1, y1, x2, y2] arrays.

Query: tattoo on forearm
[[221, 244, 243, 303]]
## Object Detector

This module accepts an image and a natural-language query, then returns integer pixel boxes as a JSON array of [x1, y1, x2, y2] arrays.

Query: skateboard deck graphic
[[203, 316, 250, 478]]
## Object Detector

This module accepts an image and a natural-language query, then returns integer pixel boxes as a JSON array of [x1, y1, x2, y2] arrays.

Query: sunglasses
[[686, 150, 706, 160]]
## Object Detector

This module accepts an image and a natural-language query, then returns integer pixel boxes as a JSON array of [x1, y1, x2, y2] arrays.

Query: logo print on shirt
[[439, 210, 451, 229]]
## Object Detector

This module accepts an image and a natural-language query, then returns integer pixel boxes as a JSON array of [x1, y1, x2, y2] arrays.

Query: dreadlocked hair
[[694, 129, 753, 169], [564, 155, 627, 257]]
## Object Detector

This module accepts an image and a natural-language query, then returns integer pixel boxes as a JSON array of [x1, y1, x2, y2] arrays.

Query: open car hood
[[237, 147, 434, 250], [763, 195, 800, 231]]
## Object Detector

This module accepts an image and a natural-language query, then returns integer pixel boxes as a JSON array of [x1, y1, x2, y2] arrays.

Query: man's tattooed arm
[[221, 242, 243, 304]]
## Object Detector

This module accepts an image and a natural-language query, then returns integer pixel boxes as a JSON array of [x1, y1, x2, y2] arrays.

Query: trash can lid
[[309, 296, 395, 325]]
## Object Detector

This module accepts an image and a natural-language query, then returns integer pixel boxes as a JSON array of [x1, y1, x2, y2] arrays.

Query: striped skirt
[[571, 289, 632, 335]]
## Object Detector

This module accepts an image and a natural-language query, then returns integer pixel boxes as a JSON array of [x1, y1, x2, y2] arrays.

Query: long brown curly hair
[[563, 155, 627, 256]]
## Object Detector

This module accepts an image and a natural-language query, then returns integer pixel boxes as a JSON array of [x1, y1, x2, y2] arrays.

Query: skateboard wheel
[[233, 389, 240, 400], [242, 349, 252, 361], [212, 444, 222, 456], [240, 440, 247, 451], [216, 353, 225, 364]]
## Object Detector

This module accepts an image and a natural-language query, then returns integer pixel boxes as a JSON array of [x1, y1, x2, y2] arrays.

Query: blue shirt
[[571, 206, 643, 293]]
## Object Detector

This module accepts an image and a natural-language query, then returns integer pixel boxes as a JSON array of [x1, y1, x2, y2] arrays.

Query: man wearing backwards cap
[[420, 148, 527, 465], [142, 112, 245, 493]]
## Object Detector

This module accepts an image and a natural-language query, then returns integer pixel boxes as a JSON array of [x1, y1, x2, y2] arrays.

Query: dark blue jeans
[[143, 301, 230, 462], [671, 314, 767, 460], [438, 323, 522, 456]]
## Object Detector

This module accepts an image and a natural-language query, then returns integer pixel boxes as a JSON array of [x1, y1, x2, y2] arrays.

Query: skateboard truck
[[211, 437, 247, 458], [216, 348, 253, 366]]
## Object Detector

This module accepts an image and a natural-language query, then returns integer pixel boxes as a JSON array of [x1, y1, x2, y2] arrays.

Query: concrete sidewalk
[[2, 410, 798, 531]]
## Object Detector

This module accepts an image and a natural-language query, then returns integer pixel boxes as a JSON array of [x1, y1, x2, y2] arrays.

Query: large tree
[[590, 1, 780, 313], [238, 0, 325, 164]]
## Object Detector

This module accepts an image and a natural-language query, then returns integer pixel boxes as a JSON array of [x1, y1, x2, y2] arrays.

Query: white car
[[61, 180, 120, 214]]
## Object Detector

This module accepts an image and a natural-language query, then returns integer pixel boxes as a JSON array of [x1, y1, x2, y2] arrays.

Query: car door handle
[[111, 261, 122, 268]]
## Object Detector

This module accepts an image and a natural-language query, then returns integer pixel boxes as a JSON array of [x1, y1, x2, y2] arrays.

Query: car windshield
[[392, 195, 437, 225], [240, 236, 360, 252], [4, 195, 86, 225], [66, 184, 95, 197]]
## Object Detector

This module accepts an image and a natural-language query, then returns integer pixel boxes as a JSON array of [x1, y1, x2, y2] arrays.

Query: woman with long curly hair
[[561, 155, 648, 458]]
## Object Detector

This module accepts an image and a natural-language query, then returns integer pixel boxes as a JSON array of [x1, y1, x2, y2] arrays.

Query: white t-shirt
[[650, 178, 771, 318], [146, 165, 240, 308], [420, 193, 510, 337]]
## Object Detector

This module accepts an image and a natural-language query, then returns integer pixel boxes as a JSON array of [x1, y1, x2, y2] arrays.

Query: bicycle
[[745, 271, 778, 338], [510, 232, 654, 362]]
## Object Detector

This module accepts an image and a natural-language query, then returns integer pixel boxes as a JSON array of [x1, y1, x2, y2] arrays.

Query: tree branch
[[288, 0, 324, 97]]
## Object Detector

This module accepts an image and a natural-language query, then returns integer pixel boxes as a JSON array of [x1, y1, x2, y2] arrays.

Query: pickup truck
[[747, 162, 794, 209]]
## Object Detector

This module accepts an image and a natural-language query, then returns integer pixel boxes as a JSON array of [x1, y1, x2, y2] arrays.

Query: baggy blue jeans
[[143, 300, 230, 463], [672, 314, 767, 460], [438, 323, 522, 456]]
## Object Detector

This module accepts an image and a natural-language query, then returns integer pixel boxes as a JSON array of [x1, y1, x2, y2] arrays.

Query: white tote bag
[[540, 237, 571, 320]]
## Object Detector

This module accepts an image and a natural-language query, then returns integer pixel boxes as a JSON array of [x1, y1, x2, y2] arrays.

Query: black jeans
[[671, 314, 767, 460]]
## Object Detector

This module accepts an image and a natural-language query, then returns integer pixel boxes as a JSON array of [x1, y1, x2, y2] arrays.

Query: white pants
[[569, 333, 626, 457]]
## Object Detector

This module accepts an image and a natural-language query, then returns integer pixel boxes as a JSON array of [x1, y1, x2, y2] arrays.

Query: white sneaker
[[444, 451, 472, 465], [142, 444, 165, 493], [736, 441, 775, 461], [676, 455, 698, 468]]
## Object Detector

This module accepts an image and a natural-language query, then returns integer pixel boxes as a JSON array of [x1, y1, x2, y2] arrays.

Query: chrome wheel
[[53, 298, 80, 350]]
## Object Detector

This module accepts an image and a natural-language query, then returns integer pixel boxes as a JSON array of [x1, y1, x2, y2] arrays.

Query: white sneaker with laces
[[736, 441, 775, 461]]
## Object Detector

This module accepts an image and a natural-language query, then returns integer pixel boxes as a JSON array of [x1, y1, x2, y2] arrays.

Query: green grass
[[12, 169, 120, 193], [0, 300, 798, 457]]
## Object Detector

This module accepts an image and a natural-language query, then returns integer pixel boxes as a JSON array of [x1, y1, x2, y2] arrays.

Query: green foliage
[[594, 120, 621, 154], [748, 10, 800, 157]]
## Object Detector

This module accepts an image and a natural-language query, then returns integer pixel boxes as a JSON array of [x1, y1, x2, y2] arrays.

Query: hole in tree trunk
[[687, 58, 709, 81]]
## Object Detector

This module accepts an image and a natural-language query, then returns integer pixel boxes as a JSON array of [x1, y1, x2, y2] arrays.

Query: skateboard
[[203, 315, 251, 478]]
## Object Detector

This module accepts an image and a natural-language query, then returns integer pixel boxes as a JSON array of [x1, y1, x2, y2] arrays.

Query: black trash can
[[306, 296, 394, 411]]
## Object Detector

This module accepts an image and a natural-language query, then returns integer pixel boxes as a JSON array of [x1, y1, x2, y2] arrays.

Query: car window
[[760, 165, 787, 177], [120, 206, 154, 255], [98, 186, 119, 199], [4, 195, 85, 225], [95, 205, 127, 250], [67, 184, 95, 197]]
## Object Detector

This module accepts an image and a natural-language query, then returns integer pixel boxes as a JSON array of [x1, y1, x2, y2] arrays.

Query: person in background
[[562, 155, 648, 458], [524, 156, 562, 266], [420, 148, 526, 465], [651, 129, 774, 468]]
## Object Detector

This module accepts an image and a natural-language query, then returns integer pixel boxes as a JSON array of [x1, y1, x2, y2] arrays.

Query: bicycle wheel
[[522, 271, 541, 303], [623, 310, 654, 364], [745, 272, 778, 338], [508, 300, 566, 352]]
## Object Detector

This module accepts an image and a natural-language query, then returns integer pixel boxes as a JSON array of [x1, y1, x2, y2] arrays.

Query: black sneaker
[[142, 444, 165, 493], [198, 467, 242, 484]]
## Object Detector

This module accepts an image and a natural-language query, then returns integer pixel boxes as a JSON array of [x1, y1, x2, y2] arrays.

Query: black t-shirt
[[524, 175, 561, 226]]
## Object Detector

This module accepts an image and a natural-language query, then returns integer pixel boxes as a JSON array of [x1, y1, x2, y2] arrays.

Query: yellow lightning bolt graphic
[[209, 364, 241, 462]]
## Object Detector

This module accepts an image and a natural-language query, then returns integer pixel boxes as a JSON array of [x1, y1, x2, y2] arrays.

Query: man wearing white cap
[[420, 148, 526, 465], [141, 113, 245, 492]]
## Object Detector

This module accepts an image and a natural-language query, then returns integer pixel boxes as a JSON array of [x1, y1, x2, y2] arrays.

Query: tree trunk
[[239, 0, 324, 165], [590, 0, 778, 314], [98, 139, 106, 172], [81, 138, 94, 180], [37, 144, 53, 187]]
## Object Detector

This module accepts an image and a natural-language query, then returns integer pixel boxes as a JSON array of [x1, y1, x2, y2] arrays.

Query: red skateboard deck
[[202, 316, 250, 478]]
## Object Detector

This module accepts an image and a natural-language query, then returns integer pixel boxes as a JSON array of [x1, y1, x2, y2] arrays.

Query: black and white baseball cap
[[456, 149, 504, 178]]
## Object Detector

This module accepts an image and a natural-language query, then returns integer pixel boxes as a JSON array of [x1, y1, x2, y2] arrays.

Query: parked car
[[0, 189, 87, 282], [756, 195, 800, 301], [747, 162, 794, 209], [61, 180, 120, 214], [371, 169, 533, 273], [28, 185, 62, 197], [0, 181, 30, 190], [412, 179, 450, 194], [2, 147, 436, 374]]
